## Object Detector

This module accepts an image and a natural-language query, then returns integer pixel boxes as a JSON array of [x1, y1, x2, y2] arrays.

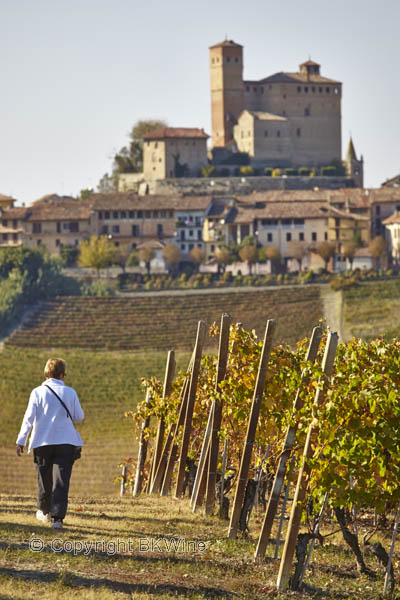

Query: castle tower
[[345, 137, 364, 188], [209, 40, 244, 148]]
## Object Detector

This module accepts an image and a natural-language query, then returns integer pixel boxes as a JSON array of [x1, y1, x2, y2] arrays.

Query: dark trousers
[[33, 444, 75, 520]]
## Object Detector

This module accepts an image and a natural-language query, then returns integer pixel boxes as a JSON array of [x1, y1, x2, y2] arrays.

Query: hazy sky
[[1, 0, 399, 205]]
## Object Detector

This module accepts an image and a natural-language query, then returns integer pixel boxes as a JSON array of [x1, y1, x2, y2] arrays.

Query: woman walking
[[16, 358, 84, 529]]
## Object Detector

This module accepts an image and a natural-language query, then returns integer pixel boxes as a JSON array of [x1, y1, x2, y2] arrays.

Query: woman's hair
[[44, 358, 66, 379]]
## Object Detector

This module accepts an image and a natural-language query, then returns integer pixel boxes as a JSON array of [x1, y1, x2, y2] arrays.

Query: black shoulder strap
[[44, 384, 72, 420]]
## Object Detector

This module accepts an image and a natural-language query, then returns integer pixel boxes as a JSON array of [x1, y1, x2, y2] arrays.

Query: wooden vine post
[[175, 320, 207, 498], [205, 313, 231, 515], [160, 375, 191, 496], [276, 331, 338, 591], [228, 319, 276, 539], [133, 388, 151, 497], [152, 355, 193, 495], [191, 404, 214, 510], [255, 325, 323, 560], [149, 350, 176, 490]]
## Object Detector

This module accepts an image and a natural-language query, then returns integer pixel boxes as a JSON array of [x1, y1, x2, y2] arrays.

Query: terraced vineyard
[[6, 286, 322, 350]]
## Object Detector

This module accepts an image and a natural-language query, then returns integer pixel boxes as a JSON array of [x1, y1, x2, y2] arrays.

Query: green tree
[[239, 244, 258, 274], [78, 236, 116, 277], [162, 243, 182, 276], [126, 248, 139, 267], [138, 247, 155, 276]]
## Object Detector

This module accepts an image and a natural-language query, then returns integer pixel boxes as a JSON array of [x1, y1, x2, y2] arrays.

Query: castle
[[209, 39, 361, 178]]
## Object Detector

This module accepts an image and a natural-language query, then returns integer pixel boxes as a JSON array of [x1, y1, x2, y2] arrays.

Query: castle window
[[253, 87, 257, 92], [304, 107, 310, 116], [376, 206, 380, 216], [113, 211, 119, 219], [235, 57, 239, 63], [299, 232, 304, 241], [267, 233, 273, 242], [104, 211, 110, 219], [264, 130, 268, 137], [296, 128, 301, 137], [56, 222, 61, 233], [324, 232, 328, 240], [326, 87, 330, 93], [312, 232, 317, 241], [32, 223, 41, 234], [120, 211, 126, 219], [112, 225, 120, 234], [304, 86, 308, 93], [2, 233, 8, 241], [1, 219, 7, 227], [137, 210, 143, 218], [297, 86, 301, 93], [311, 86, 315, 93], [286, 232, 292, 241], [246, 86, 250, 92], [129, 210, 135, 218], [277, 130, 281, 137], [319, 87, 323, 93], [334, 87, 339, 95]]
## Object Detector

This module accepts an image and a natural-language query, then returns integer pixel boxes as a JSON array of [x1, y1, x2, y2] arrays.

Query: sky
[[0, 0, 399, 206]]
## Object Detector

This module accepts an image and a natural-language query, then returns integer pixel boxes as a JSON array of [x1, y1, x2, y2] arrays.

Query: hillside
[[5, 286, 323, 351]]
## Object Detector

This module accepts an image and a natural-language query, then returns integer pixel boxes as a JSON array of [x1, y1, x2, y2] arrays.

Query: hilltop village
[[1, 40, 400, 272]]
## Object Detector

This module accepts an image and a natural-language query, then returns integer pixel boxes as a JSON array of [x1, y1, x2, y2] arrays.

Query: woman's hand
[[16, 445, 24, 456]]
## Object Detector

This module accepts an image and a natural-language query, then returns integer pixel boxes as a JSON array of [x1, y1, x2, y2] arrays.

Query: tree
[[316, 241, 336, 270], [138, 247, 155, 276], [78, 188, 94, 201], [264, 245, 281, 273], [287, 240, 308, 271], [189, 247, 205, 272], [214, 246, 232, 274], [98, 119, 168, 191], [239, 244, 258, 274], [112, 246, 131, 273], [78, 236, 116, 277], [369, 235, 387, 271], [162, 243, 181, 276], [342, 241, 357, 270], [126, 248, 139, 268]]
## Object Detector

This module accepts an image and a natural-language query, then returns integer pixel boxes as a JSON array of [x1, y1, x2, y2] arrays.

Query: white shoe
[[51, 519, 63, 529], [36, 510, 50, 523]]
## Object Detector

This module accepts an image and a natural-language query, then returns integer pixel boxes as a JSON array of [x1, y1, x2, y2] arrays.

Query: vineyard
[[126, 317, 400, 594], [5, 286, 322, 350]]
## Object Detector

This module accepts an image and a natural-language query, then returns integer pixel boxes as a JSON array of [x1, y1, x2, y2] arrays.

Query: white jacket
[[16, 378, 84, 452]]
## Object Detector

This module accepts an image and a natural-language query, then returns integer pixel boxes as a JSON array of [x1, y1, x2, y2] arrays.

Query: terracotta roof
[[32, 194, 77, 205], [143, 128, 209, 140], [0, 207, 30, 219], [209, 39, 243, 49], [328, 206, 369, 221], [381, 174, 400, 188], [250, 72, 340, 85], [383, 212, 400, 225], [136, 239, 166, 250], [28, 200, 91, 221], [232, 201, 331, 223], [86, 193, 212, 212], [236, 189, 371, 208]]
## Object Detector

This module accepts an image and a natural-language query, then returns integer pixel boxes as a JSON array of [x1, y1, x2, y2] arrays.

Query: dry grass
[[0, 494, 399, 599]]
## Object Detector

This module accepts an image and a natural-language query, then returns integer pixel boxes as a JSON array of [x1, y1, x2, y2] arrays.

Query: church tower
[[209, 40, 244, 148], [345, 137, 364, 188]]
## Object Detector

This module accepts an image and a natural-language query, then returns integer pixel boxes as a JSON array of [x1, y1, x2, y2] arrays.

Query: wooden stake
[[383, 501, 400, 596], [298, 491, 328, 587], [205, 313, 231, 515], [133, 388, 151, 497], [160, 375, 191, 496], [219, 439, 228, 516], [228, 319, 276, 539], [274, 456, 296, 560], [191, 403, 214, 509], [276, 331, 338, 591], [255, 326, 323, 560], [175, 321, 207, 498], [150, 350, 176, 490], [120, 465, 127, 497]]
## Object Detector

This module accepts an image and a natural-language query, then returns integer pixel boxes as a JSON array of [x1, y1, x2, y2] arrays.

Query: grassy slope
[[0, 494, 397, 599], [342, 279, 400, 341], [0, 347, 190, 497]]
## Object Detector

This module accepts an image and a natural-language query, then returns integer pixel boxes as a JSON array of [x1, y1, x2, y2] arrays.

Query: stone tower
[[345, 137, 363, 188], [209, 40, 244, 148]]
